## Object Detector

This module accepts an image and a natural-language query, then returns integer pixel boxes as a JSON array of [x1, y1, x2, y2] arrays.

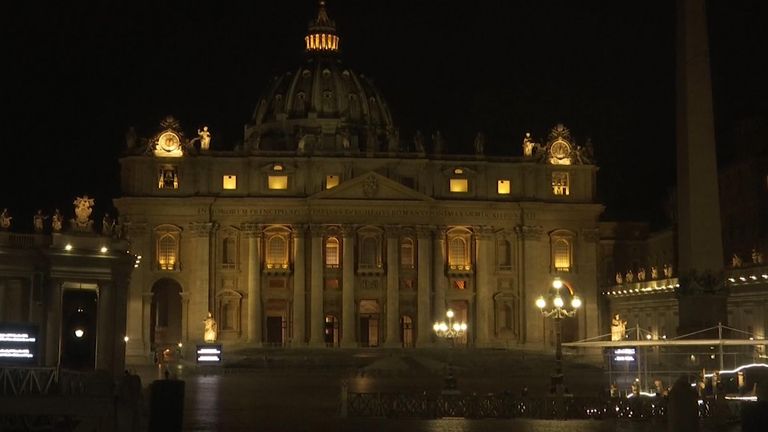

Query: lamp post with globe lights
[[535, 278, 581, 394], [433, 309, 467, 391]]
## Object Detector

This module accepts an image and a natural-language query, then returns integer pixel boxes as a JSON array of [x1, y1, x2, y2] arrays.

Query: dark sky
[[3, 0, 767, 231]]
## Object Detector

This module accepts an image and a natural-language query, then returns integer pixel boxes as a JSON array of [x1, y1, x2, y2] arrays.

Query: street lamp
[[433, 309, 468, 342], [433, 309, 468, 391], [535, 277, 581, 393]]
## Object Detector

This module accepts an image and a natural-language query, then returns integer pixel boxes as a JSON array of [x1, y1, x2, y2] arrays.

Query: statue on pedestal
[[651, 266, 658, 280], [625, 270, 634, 283], [473, 132, 485, 155], [637, 267, 646, 281], [752, 248, 763, 264], [203, 312, 218, 343], [731, 254, 743, 268], [0, 208, 11, 230], [197, 126, 211, 150], [611, 314, 627, 341], [615, 272, 623, 284], [33, 210, 48, 232], [51, 209, 63, 232], [523, 132, 535, 157], [102, 213, 115, 237]]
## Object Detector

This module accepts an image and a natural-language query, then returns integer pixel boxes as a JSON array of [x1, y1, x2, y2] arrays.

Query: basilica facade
[[115, 3, 603, 359]]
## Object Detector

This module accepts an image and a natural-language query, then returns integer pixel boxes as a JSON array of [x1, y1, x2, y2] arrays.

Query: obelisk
[[675, 0, 727, 335]]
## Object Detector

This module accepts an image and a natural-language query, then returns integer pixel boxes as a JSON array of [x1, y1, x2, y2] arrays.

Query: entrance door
[[150, 279, 182, 351], [358, 299, 381, 347], [266, 316, 283, 345], [60, 289, 98, 371]]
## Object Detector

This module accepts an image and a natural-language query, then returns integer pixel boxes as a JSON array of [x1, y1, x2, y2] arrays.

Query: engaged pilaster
[[243, 223, 263, 345], [384, 225, 401, 347], [341, 224, 357, 347]]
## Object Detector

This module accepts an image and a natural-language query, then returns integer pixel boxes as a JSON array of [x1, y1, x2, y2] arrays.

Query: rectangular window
[[552, 172, 570, 196], [325, 279, 339, 290], [268, 175, 288, 190], [450, 178, 468, 192], [326, 175, 340, 189], [223, 175, 237, 190], [497, 179, 511, 195]]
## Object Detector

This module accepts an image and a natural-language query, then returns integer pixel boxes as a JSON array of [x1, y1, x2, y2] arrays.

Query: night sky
[[3, 0, 767, 232]]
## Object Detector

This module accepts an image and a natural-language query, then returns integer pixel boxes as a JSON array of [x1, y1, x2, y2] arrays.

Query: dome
[[245, 1, 398, 154]]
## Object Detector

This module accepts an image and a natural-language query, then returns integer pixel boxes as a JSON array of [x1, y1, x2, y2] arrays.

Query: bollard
[[149, 379, 185, 432]]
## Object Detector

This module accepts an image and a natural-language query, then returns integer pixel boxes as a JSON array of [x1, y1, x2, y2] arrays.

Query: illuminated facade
[[115, 2, 603, 359]]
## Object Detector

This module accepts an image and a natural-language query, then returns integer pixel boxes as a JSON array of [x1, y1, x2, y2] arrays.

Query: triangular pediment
[[309, 171, 433, 201]]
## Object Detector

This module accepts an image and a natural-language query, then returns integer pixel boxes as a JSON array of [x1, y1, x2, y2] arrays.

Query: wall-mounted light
[[65, 244, 73, 251], [74, 329, 84, 338]]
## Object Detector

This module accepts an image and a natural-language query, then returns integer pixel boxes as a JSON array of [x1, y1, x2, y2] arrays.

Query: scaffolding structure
[[563, 323, 767, 394]]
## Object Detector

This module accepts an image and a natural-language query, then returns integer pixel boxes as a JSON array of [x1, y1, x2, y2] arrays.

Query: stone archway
[[150, 278, 183, 350]]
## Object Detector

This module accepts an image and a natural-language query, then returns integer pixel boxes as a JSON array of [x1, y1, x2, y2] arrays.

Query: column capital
[[188, 222, 217, 237], [416, 224, 436, 239], [291, 224, 308, 238], [308, 224, 325, 237], [473, 225, 495, 239], [241, 223, 263, 238], [580, 227, 600, 243], [384, 225, 401, 238], [341, 224, 356, 238], [514, 225, 543, 241], [122, 222, 148, 237], [435, 225, 448, 238]]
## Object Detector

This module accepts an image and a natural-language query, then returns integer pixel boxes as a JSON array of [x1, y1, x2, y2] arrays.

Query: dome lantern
[[305, 1, 340, 53]]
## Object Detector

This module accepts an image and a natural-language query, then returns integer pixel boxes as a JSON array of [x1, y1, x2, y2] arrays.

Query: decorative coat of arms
[[362, 175, 378, 197], [72, 195, 95, 232]]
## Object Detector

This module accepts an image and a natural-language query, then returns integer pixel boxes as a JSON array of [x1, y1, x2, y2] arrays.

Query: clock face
[[550, 139, 571, 160], [158, 132, 181, 152]]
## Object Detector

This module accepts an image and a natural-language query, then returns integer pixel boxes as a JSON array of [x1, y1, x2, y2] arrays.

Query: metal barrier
[[343, 391, 724, 420]]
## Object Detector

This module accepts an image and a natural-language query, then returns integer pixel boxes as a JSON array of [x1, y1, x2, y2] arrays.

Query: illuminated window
[[552, 172, 570, 196], [453, 168, 464, 174], [326, 175, 340, 189], [268, 175, 288, 190], [450, 178, 468, 193], [553, 238, 571, 271], [155, 225, 181, 271], [266, 235, 288, 268], [454, 280, 466, 290], [497, 180, 511, 195], [400, 238, 414, 267], [158, 166, 178, 189], [223, 175, 237, 190], [325, 237, 340, 267], [449, 237, 468, 268]]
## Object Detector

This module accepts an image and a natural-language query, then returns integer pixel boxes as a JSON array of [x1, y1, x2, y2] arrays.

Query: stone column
[[188, 222, 215, 342], [515, 224, 545, 344], [180, 292, 190, 343], [474, 226, 494, 347], [341, 224, 356, 347], [244, 224, 263, 345], [416, 226, 433, 347], [308, 225, 325, 347], [96, 282, 115, 373], [141, 292, 153, 352], [433, 226, 447, 321], [0, 279, 6, 322], [45, 280, 62, 367], [111, 269, 130, 378], [384, 226, 400, 347], [292, 224, 307, 346], [580, 228, 601, 340], [122, 222, 148, 360]]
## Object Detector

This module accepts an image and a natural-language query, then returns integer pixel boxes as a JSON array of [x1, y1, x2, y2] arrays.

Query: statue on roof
[[752, 248, 763, 264], [197, 126, 211, 151], [523, 132, 535, 157], [731, 253, 743, 268], [51, 209, 63, 232], [0, 208, 12, 230], [33, 210, 48, 233], [432, 130, 445, 155], [413, 130, 425, 154], [72, 196, 95, 232]]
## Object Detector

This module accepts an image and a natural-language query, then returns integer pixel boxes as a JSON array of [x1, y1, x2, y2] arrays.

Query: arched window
[[155, 225, 181, 271], [325, 237, 340, 267], [553, 238, 571, 271], [267, 235, 288, 268], [448, 237, 467, 268], [400, 238, 414, 268], [360, 237, 378, 268]]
